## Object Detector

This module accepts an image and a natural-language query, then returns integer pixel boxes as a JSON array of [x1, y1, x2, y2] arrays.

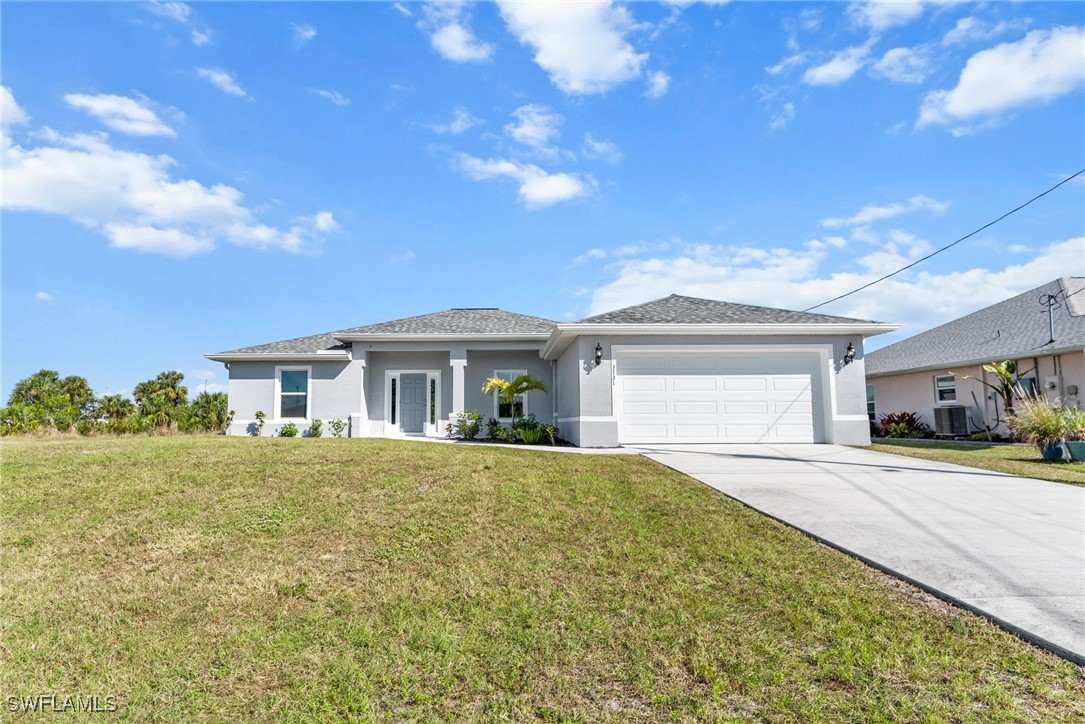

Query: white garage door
[[615, 351, 823, 444]]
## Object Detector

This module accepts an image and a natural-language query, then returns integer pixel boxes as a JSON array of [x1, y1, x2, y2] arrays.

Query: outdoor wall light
[[843, 343, 856, 366], [594, 342, 604, 367]]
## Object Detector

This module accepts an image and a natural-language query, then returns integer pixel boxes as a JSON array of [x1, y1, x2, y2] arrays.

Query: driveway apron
[[633, 444, 1085, 665]]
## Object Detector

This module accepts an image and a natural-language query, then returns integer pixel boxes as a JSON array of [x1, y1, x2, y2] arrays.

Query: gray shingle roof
[[335, 308, 557, 335], [213, 308, 558, 355], [576, 294, 879, 325], [865, 278, 1085, 376]]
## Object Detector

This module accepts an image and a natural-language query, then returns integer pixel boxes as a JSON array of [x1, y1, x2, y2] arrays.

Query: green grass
[[869, 439, 1085, 487], [3, 436, 1082, 720]]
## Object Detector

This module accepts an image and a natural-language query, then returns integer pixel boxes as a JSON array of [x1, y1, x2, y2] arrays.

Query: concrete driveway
[[632, 444, 1085, 665]]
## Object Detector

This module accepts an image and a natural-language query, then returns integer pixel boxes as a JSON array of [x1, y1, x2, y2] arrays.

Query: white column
[[450, 345, 467, 415], [349, 346, 369, 437]]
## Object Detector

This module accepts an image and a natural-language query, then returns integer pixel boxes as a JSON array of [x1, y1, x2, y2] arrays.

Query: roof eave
[[332, 333, 551, 343], [541, 322, 900, 359], [866, 345, 1085, 378], [204, 352, 352, 363]]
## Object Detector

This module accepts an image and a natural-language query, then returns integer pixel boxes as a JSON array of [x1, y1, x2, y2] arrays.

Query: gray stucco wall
[[463, 350, 554, 421], [365, 351, 452, 424], [556, 333, 872, 447], [225, 360, 358, 435]]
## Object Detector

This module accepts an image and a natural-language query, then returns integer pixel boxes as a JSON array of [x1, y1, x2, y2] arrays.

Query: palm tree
[[481, 374, 547, 418], [97, 394, 135, 420]]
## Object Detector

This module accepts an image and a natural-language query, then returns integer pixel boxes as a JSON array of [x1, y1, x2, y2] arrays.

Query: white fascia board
[[204, 352, 351, 363], [866, 345, 1085, 379], [333, 333, 551, 343], [541, 322, 900, 360]]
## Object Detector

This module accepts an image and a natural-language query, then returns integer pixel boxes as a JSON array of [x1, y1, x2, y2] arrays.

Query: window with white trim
[[866, 384, 876, 421], [278, 368, 310, 418], [493, 369, 526, 420], [934, 375, 956, 402]]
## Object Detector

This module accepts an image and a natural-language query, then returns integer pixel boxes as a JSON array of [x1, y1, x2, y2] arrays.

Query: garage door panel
[[623, 401, 668, 415], [622, 377, 667, 392], [672, 378, 716, 392], [616, 351, 823, 444], [723, 378, 767, 391]]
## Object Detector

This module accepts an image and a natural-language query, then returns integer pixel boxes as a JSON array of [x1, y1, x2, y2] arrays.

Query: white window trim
[[274, 365, 312, 421], [384, 369, 442, 437], [934, 374, 957, 404], [492, 369, 528, 421]]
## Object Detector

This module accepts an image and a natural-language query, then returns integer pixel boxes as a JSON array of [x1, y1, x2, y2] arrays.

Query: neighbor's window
[[866, 384, 876, 421], [493, 369, 526, 419], [934, 375, 956, 402], [1017, 377, 1038, 398], [280, 369, 309, 418]]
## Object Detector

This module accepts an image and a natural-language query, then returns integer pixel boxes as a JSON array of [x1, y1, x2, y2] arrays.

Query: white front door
[[615, 350, 823, 444]]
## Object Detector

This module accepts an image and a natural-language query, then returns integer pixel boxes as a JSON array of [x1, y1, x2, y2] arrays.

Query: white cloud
[[871, 47, 931, 84], [2, 100, 333, 258], [309, 88, 351, 106], [644, 70, 670, 99], [191, 28, 213, 45], [63, 93, 176, 137], [918, 27, 1085, 130], [195, 68, 247, 98], [1, 86, 30, 128], [147, 1, 191, 24], [505, 104, 563, 154], [393, 3, 412, 17], [389, 250, 415, 263], [497, 1, 648, 94], [942, 17, 1030, 47], [582, 133, 623, 164], [770, 102, 796, 130], [302, 211, 339, 232], [422, 3, 493, 62], [766, 53, 807, 76], [803, 43, 872, 86], [820, 195, 951, 228], [291, 23, 317, 46], [456, 154, 595, 209], [573, 248, 607, 265], [585, 236, 1084, 341], [847, 1, 924, 32], [428, 106, 482, 134], [35, 291, 55, 302]]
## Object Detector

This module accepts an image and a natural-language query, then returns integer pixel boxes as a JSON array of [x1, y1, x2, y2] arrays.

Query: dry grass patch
[[2, 436, 1083, 720]]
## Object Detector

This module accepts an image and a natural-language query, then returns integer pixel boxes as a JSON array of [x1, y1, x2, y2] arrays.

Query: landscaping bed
[[869, 439, 1085, 487], [3, 436, 1083, 720]]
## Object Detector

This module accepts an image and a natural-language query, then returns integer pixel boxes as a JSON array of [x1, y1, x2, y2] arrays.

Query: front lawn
[[869, 439, 1085, 487], [3, 436, 1082, 720]]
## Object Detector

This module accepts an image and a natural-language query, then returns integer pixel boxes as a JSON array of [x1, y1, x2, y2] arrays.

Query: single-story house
[[865, 278, 1085, 436], [206, 294, 897, 446]]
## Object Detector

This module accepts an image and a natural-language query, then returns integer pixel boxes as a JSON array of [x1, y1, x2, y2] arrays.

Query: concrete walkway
[[632, 444, 1085, 665]]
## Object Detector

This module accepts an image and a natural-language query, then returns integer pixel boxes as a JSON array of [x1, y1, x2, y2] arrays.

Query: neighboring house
[[206, 294, 896, 446], [865, 278, 1085, 436]]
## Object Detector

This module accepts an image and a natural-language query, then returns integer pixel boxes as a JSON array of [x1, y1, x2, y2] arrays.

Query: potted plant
[[1008, 395, 1069, 462], [1061, 407, 1085, 462]]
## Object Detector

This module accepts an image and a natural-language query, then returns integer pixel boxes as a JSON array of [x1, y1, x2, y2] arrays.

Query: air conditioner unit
[[934, 405, 969, 436]]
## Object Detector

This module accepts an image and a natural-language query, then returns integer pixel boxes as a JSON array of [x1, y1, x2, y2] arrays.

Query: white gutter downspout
[[551, 359, 557, 424]]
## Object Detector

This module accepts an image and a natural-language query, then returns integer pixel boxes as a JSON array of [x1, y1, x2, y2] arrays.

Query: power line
[[804, 168, 1085, 312]]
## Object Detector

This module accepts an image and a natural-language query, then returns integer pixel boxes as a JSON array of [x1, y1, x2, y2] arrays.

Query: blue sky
[[3, 1, 1083, 400]]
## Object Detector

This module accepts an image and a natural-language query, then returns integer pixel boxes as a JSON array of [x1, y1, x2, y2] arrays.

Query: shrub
[[308, 419, 323, 438], [969, 431, 1004, 442], [455, 410, 482, 439], [1008, 396, 1066, 450], [106, 415, 151, 435], [1062, 407, 1085, 441], [511, 413, 541, 433], [0, 405, 42, 436], [279, 422, 299, 438], [76, 419, 103, 436], [495, 426, 519, 442], [485, 417, 502, 439], [519, 427, 545, 445], [543, 424, 559, 445], [878, 411, 929, 438], [329, 419, 347, 438], [254, 411, 267, 436]]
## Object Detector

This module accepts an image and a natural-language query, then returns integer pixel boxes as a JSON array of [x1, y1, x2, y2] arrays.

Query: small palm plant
[[481, 374, 547, 419]]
